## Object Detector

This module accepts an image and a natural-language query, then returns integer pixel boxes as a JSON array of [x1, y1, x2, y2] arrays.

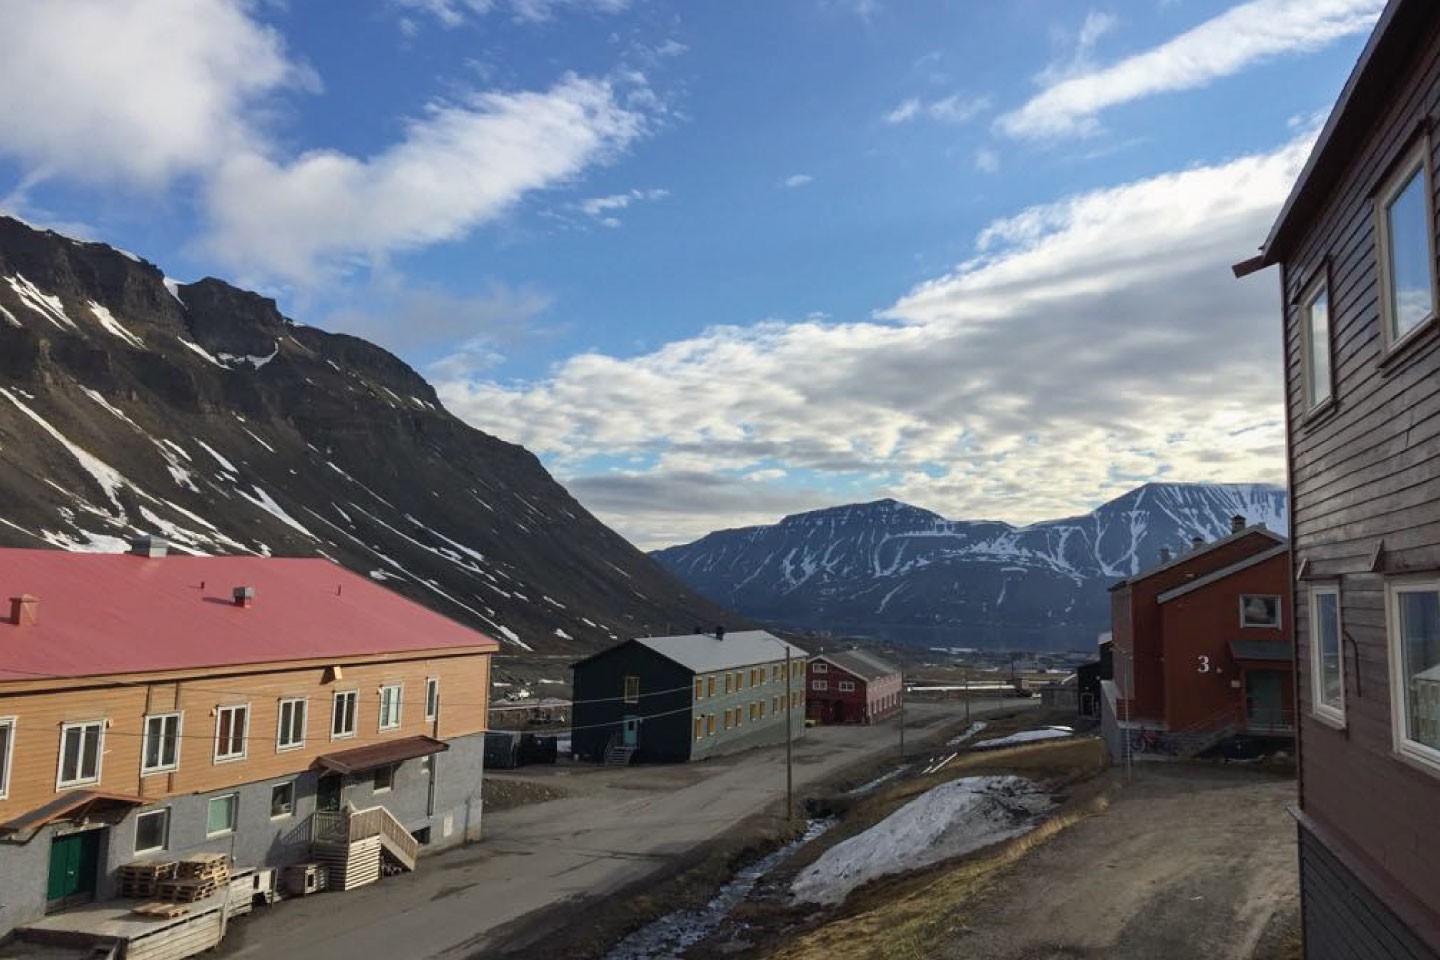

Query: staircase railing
[[311, 805, 419, 866]]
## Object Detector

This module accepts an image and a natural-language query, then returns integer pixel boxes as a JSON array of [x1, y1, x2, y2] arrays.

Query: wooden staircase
[[604, 738, 637, 765], [311, 805, 419, 890]]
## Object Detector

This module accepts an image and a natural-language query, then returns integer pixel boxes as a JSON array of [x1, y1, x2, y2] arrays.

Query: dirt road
[[945, 763, 1297, 960]]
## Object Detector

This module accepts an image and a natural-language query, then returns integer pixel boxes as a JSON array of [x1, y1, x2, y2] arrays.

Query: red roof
[[0, 549, 497, 683]]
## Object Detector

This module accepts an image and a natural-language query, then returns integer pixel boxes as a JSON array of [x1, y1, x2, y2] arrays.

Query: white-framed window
[[277, 698, 306, 751], [134, 808, 169, 854], [141, 713, 181, 774], [838, 680, 856, 693], [332, 690, 358, 739], [214, 705, 249, 762], [623, 675, 640, 704], [0, 716, 15, 800], [378, 684, 403, 731], [813, 662, 828, 674], [57, 720, 104, 788], [374, 764, 397, 792], [271, 781, 296, 819], [425, 678, 440, 721], [1240, 595, 1282, 629], [206, 793, 238, 837], [813, 680, 828, 691], [1387, 578, 1440, 771], [1376, 139, 1437, 347], [1310, 584, 1345, 726], [1300, 277, 1332, 409], [694, 716, 705, 740]]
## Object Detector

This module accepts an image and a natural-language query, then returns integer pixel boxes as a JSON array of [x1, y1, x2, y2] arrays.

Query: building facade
[[1236, 1, 1440, 955], [571, 630, 807, 763], [0, 543, 495, 938], [805, 649, 902, 724]]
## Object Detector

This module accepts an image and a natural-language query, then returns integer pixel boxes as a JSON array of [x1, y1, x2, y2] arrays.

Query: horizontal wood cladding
[[1301, 824, 1439, 960], [1281, 7, 1440, 945], [0, 653, 489, 820]]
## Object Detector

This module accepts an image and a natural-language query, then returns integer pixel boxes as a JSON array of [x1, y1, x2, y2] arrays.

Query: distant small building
[[805, 649, 902, 724], [570, 630, 807, 764]]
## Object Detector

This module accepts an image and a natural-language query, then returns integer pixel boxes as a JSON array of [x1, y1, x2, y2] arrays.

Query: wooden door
[[318, 773, 344, 812], [622, 716, 639, 747], [47, 830, 100, 910]]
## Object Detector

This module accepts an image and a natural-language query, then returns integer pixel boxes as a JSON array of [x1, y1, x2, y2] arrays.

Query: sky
[[0, 0, 1384, 550]]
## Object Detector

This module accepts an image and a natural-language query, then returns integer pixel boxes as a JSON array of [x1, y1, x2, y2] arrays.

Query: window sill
[[1378, 313, 1439, 373], [57, 780, 101, 791], [1309, 709, 1347, 732], [331, 732, 357, 741], [1298, 396, 1339, 433], [1393, 742, 1440, 779], [141, 766, 177, 777], [277, 743, 304, 753]]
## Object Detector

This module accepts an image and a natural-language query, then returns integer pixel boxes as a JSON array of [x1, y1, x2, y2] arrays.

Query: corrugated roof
[[0, 790, 143, 835], [1156, 543, 1290, 603], [1109, 525, 1286, 592], [812, 648, 899, 681], [634, 630, 807, 674], [316, 735, 448, 775], [0, 549, 497, 683]]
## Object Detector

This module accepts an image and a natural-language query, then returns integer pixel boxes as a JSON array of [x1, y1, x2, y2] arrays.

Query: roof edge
[[1156, 543, 1291, 603]]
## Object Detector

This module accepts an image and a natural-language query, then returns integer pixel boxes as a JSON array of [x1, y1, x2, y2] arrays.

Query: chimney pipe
[[130, 535, 169, 558], [232, 586, 255, 608], [1230, 515, 1246, 534], [1191, 536, 1205, 550], [1159, 547, 1172, 564], [9, 595, 38, 626], [715, 625, 725, 641]]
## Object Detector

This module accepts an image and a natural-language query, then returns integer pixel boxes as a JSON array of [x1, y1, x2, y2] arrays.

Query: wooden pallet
[[153, 878, 221, 903], [131, 901, 191, 919], [175, 853, 230, 883], [119, 860, 180, 899]]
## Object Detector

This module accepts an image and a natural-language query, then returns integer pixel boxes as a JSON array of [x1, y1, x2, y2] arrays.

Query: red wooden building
[[1235, 0, 1440, 955], [1106, 517, 1293, 752], [805, 649, 902, 725]]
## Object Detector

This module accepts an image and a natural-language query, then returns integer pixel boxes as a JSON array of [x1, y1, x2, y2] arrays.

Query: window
[[134, 808, 169, 854], [271, 782, 295, 819], [1388, 580, 1440, 769], [695, 716, 705, 740], [214, 705, 248, 762], [771, 664, 779, 683], [707, 714, 716, 736], [206, 794, 238, 836], [1310, 585, 1344, 725], [142, 713, 181, 774], [724, 709, 733, 731], [378, 684, 403, 731], [332, 690, 358, 739], [839, 681, 855, 693], [1377, 142, 1436, 346], [58, 721, 104, 788], [1301, 279, 1332, 409], [724, 674, 732, 695], [813, 662, 828, 674], [374, 764, 397, 792], [425, 678, 440, 722], [694, 678, 705, 700], [758, 700, 765, 718], [277, 698, 306, 751], [623, 675, 640, 704], [0, 717, 12, 799], [707, 676, 716, 697], [773, 696, 780, 714], [1240, 595, 1282, 628], [813, 680, 828, 691]]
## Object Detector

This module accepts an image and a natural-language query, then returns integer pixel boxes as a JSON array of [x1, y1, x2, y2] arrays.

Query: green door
[[47, 830, 101, 909], [1245, 671, 1287, 732]]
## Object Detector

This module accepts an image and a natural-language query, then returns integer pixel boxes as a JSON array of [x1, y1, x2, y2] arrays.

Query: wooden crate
[[119, 860, 179, 899], [175, 853, 230, 883]]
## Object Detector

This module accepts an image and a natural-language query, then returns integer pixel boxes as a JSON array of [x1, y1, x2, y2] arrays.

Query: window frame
[[1309, 584, 1346, 728], [1298, 272, 1334, 412], [332, 689, 359, 740], [813, 662, 828, 674], [206, 793, 238, 838], [694, 715, 705, 740], [57, 720, 105, 789], [0, 716, 13, 800], [838, 680, 856, 693], [141, 712, 182, 775], [270, 781, 296, 819], [276, 697, 307, 752], [378, 684, 404, 732], [694, 677, 704, 700], [213, 704, 250, 763], [1375, 136, 1439, 352], [134, 808, 170, 855], [813, 679, 829, 692], [1386, 577, 1440, 773], [1239, 594, 1283, 629], [623, 675, 640, 704], [425, 677, 440, 722], [373, 763, 397, 793]]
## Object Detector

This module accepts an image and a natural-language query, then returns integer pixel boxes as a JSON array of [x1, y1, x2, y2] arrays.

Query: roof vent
[[131, 535, 169, 558], [1159, 547, 1172, 564], [1191, 536, 1205, 550], [715, 625, 726, 641], [1230, 514, 1246, 533], [233, 586, 255, 609], [9, 594, 38, 627]]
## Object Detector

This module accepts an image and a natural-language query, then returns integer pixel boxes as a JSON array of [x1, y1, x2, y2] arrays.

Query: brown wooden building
[[805, 649, 902, 725], [1236, 0, 1440, 955]]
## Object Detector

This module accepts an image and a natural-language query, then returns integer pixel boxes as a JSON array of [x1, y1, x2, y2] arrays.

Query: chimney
[[1191, 536, 1205, 550], [232, 586, 255, 609], [9, 595, 38, 626], [1230, 515, 1246, 534], [694, 624, 705, 636], [1159, 547, 1172, 564], [130, 535, 169, 558], [715, 625, 725, 641]]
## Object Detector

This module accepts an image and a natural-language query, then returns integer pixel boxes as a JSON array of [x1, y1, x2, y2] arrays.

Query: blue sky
[[0, 0, 1383, 548]]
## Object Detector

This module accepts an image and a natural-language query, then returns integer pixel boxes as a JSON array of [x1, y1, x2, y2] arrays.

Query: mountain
[[651, 483, 1289, 652], [0, 215, 732, 659]]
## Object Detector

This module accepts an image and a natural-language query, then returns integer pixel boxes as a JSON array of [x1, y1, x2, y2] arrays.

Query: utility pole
[[899, 671, 905, 759], [784, 644, 794, 824], [964, 666, 971, 725], [427, 693, 440, 817]]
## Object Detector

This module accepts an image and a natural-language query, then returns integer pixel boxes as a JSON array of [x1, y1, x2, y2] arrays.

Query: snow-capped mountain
[[0, 216, 731, 656], [651, 483, 1289, 651]]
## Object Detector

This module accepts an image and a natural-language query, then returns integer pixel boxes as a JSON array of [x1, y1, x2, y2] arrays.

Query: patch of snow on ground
[[554, 628, 573, 640], [195, 440, 238, 474], [0, 302, 20, 327], [177, 338, 224, 366], [79, 387, 141, 429], [216, 342, 279, 370], [236, 486, 317, 539], [241, 428, 276, 453], [1, 387, 128, 509], [39, 529, 131, 553], [162, 278, 186, 305], [5, 274, 76, 329], [791, 776, 1054, 906], [845, 766, 908, 798], [971, 728, 1075, 751], [86, 301, 144, 347], [946, 721, 989, 746], [494, 625, 532, 651]]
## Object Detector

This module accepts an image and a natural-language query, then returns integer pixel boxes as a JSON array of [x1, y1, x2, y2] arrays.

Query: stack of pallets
[[119, 860, 179, 899], [154, 853, 232, 903]]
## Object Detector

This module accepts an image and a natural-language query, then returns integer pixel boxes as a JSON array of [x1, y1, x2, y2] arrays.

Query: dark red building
[[1106, 518, 1292, 751], [805, 649, 902, 724]]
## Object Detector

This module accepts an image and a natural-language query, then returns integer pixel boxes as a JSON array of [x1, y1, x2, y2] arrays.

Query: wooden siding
[[0, 653, 489, 820], [1300, 825, 1438, 960], [1279, 8, 1440, 949]]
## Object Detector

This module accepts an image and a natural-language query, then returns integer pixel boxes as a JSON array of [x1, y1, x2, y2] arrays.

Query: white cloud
[[781, 174, 815, 189], [884, 93, 991, 125], [394, 0, 629, 26], [205, 76, 651, 282], [998, 0, 1384, 141], [0, 0, 310, 188], [437, 137, 1310, 548], [575, 187, 669, 223], [974, 148, 1000, 174]]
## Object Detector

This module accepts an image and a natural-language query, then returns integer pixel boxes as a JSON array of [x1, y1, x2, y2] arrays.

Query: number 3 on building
[[1197, 655, 1211, 673]]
